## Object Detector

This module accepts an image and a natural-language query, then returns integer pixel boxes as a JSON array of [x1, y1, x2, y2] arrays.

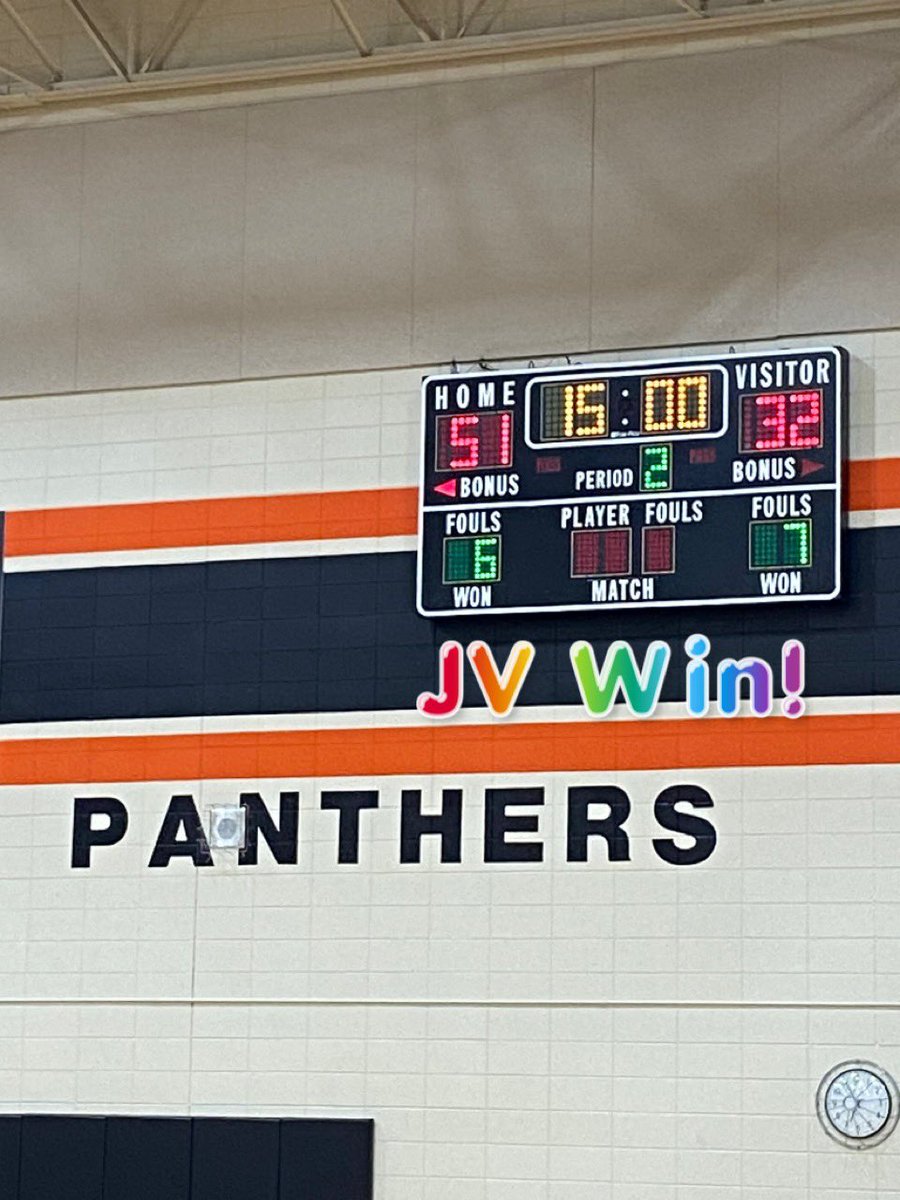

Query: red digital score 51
[[436, 412, 513, 471], [741, 390, 823, 453]]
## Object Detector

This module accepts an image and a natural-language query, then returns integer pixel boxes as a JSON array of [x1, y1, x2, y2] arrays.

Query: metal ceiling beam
[[456, 0, 491, 37], [0, 59, 44, 89], [330, 0, 373, 56], [61, 0, 129, 79], [139, 0, 208, 74], [0, 0, 63, 81], [393, 0, 441, 41], [2, 0, 900, 125]]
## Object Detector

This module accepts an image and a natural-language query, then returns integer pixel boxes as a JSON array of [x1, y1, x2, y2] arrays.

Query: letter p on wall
[[71, 797, 129, 868]]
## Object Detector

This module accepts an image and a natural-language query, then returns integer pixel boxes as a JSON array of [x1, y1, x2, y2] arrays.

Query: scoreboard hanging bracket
[[416, 346, 847, 617]]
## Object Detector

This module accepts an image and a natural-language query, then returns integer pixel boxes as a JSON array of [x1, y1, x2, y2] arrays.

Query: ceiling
[[0, 0, 898, 120]]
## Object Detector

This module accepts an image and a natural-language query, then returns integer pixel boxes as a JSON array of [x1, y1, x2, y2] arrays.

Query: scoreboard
[[416, 347, 845, 616]]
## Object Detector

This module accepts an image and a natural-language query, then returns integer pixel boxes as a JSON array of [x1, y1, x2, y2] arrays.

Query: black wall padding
[[0, 1116, 21, 1196], [2, 528, 898, 725], [19, 1115, 106, 1200], [104, 1116, 192, 1200], [280, 1117, 374, 1200], [191, 1118, 280, 1200], [0, 1115, 374, 1199]]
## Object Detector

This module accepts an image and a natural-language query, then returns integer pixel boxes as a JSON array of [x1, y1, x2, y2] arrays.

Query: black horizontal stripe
[[0, 527, 897, 724]]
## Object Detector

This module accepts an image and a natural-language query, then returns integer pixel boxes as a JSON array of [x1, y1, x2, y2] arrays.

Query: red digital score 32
[[740, 390, 823, 453]]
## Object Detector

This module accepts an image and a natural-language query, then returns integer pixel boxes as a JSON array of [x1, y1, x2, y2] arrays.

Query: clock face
[[817, 1062, 899, 1148]]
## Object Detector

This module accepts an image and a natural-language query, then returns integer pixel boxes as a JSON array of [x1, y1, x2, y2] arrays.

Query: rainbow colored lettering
[[417, 634, 805, 721]]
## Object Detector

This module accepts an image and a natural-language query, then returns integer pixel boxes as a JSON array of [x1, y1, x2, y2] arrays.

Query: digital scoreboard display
[[417, 347, 845, 615]]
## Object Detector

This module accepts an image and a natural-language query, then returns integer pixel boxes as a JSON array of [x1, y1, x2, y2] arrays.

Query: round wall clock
[[817, 1061, 899, 1149]]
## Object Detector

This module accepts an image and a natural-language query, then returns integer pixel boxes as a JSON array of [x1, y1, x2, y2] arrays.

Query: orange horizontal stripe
[[846, 456, 900, 512], [2, 457, 898, 560], [4, 487, 418, 558], [0, 713, 897, 785]]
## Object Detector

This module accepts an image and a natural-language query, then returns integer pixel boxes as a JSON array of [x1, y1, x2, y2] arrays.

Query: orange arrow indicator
[[433, 479, 458, 497]]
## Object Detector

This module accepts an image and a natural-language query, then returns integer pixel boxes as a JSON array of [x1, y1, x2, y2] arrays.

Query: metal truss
[[0, 58, 43, 89], [0, 0, 61, 80], [61, 0, 129, 79], [0, 0, 898, 115], [139, 0, 208, 74], [329, 0, 373, 57]]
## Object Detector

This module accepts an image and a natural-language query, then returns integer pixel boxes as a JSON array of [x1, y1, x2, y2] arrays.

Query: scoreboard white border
[[522, 362, 729, 450], [416, 346, 844, 618]]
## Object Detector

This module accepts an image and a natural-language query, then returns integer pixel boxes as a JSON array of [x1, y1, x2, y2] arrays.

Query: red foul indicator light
[[800, 458, 825, 477], [433, 478, 458, 497]]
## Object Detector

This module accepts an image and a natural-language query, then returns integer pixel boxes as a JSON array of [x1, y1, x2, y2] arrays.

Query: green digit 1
[[641, 444, 671, 491]]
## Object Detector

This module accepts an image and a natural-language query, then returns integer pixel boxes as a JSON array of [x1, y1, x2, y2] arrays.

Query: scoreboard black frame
[[417, 347, 846, 616]]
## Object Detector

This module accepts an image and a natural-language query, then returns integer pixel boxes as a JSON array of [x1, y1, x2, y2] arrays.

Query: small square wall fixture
[[208, 805, 246, 850]]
